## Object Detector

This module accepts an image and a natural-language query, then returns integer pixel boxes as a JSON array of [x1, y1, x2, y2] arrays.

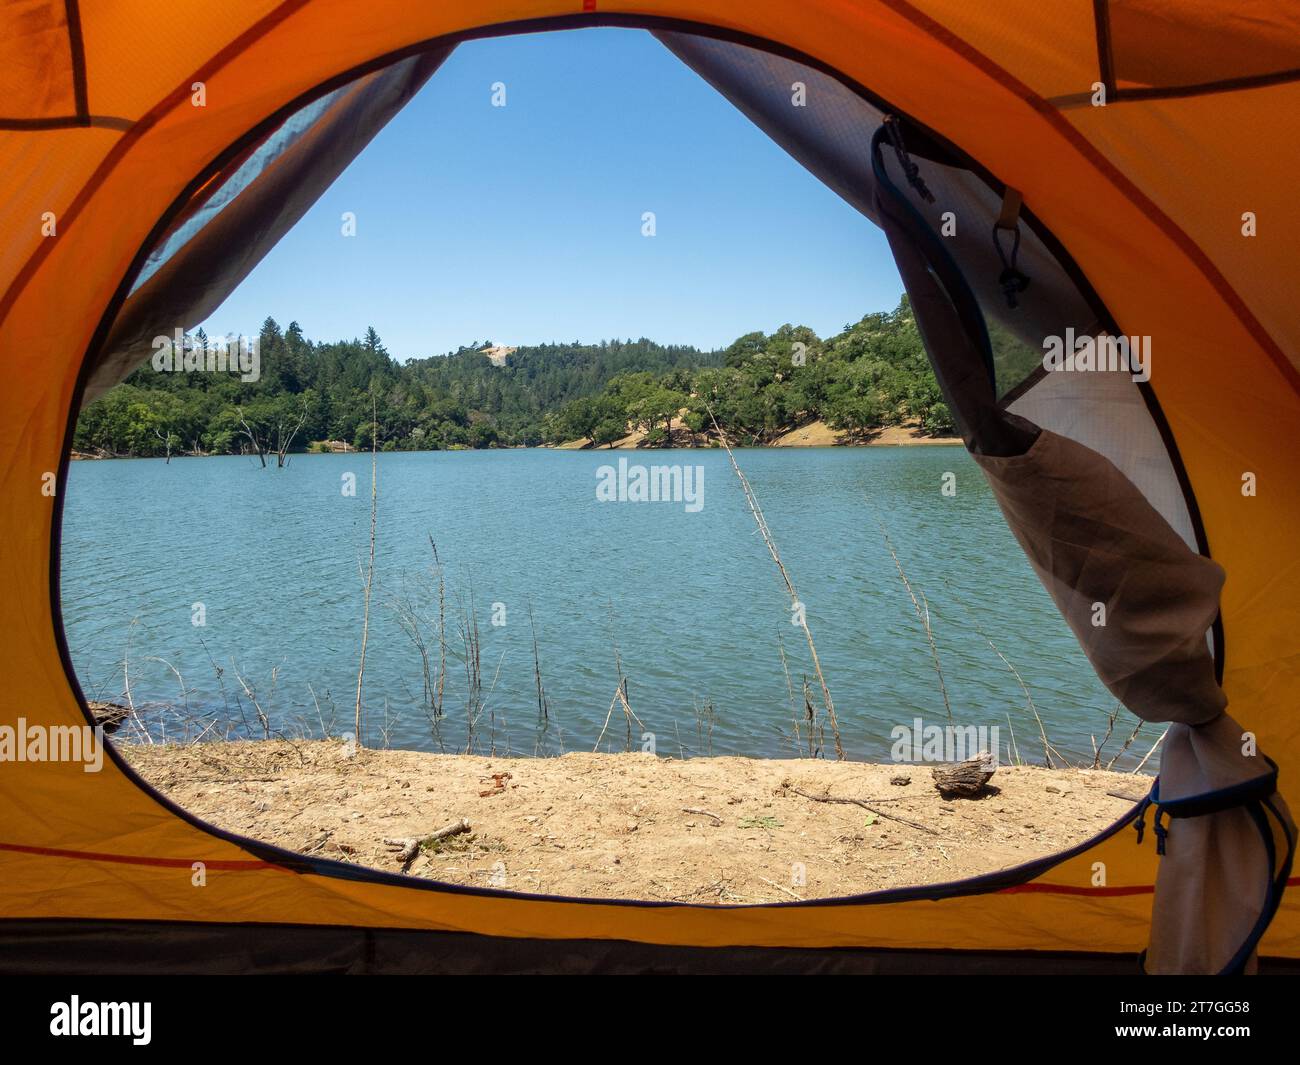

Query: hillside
[[72, 295, 1016, 457]]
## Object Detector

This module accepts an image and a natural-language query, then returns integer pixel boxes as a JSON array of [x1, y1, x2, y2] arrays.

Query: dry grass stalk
[[801, 676, 823, 759], [432, 541, 447, 722], [353, 393, 378, 748], [1105, 718, 1145, 771], [940, 576, 1066, 768], [120, 618, 151, 744], [527, 599, 549, 727], [693, 698, 717, 757], [1091, 704, 1129, 768], [457, 595, 484, 752], [231, 660, 274, 740], [878, 520, 951, 723], [708, 407, 843, 759], [774, 629, 803, 756], [1005, 713, 1022, 766]]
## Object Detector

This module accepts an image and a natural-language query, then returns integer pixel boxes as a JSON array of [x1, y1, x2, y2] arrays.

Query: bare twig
[[758, 876, 804, 901], [1106, 790, 1148, 803], [682, 807, 723, 825], [1132, 727, 1168, 773], [1091, 704, 1122, 768], [788, 785, 940, 835], [1105, 718, 1145, 771]]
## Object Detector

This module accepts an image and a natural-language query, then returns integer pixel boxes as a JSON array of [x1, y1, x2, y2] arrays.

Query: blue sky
[[199, 28, 903, 360]]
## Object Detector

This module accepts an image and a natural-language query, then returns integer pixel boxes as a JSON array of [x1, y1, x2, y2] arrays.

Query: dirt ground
[[769, 419, 961, 447], [122, 740, 1147, 904], [555, 417, 961, 450]]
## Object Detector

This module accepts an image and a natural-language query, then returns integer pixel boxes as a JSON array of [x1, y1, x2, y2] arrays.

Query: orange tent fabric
[[1, 1, 1297, 971]]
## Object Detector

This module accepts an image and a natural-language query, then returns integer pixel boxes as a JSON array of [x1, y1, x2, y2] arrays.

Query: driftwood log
[[931, 752, 995, 798]]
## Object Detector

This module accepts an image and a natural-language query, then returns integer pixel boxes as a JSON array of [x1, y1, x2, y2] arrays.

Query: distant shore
[[558, 418, 961, 450], [69, 424, 963, 461]]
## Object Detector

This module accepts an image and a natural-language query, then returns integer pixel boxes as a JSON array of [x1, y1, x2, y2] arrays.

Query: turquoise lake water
[[60, 446, 1142, 765]]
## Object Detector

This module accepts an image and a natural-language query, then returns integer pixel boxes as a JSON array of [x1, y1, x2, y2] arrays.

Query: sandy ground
[[558, 418, 960, 450], [123, 741, 1146, 904], [770, 419, 961, 447]]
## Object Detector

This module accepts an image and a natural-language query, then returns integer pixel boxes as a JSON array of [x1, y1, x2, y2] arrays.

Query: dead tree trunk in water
[[275, 399, 310, 467], [235, 408, 268, 467], [152, 427, 173, 463]]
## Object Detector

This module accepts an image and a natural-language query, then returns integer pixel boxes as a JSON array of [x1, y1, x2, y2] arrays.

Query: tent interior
[[2, 4, 1298, 975]]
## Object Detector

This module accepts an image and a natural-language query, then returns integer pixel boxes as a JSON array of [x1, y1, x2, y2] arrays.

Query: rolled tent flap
[[85, 48, 453, 403], [1146, 719, 1296, 973], [972, 432, 1225, 723], [976, 437, 1295, 971], [870, 120, 1295, 973]]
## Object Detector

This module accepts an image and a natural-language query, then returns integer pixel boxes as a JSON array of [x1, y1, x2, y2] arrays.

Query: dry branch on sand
[[383, 817, 471, 869], [787, 782, 940, 835], [681, 806, 723, 825]]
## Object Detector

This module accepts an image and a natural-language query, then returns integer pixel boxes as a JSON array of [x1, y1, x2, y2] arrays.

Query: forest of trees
[[73, 295, 983, 457]]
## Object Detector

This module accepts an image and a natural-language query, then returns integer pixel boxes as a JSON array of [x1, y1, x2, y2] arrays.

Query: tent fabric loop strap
[[1217, 799, 1293, 976], [994, 186, 1023, 231], [992, 186, 1030, 309], [882, 115, 935, 204], [1152, 806, 1169, 855], [1150, 756, 1281, 819], [1132, 792, 1153, 845]]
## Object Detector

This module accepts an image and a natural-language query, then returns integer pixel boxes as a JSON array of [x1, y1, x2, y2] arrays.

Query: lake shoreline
[[557, 418, 961, 450], [71, 430, 963, 461], [70, 418, 962, 460], [123, 739, 1144, 903]]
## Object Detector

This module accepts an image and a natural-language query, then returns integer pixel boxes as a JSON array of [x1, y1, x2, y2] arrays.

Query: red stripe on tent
[[998, 882, 1154, 897], [1001, 876, 1300, 898], [0, 841, 286, 871], [4, 840, 1298, 908]]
